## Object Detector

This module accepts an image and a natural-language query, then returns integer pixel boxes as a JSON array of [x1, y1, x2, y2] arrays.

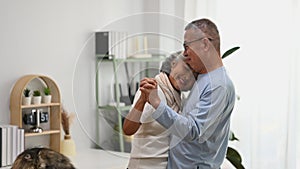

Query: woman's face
[[169, 59, 196, 91]]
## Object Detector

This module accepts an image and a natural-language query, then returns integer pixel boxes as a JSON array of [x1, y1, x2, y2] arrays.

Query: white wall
[[0, 0, 145, 151], [0, 0, 187, 152]]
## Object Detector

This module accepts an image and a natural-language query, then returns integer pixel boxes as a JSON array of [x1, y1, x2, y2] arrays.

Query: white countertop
[[3, 148, 236, 169], [69, 149, 130, 169]]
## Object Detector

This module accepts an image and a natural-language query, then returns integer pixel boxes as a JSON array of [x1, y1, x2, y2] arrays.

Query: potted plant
[[32, 90, 42, 105], [42, 87, 52, 104], [22, 88, 31, 105], [222, 46, 245, 169]]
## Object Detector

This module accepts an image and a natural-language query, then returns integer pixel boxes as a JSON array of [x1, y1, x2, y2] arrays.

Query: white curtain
[[184, 0, 300, 168]]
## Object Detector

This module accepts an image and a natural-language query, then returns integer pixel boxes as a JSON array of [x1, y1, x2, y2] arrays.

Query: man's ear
[[202, 38, 212, 52]]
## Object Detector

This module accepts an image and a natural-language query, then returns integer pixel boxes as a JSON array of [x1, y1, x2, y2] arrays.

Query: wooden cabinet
[[10, 75, 61, 152]]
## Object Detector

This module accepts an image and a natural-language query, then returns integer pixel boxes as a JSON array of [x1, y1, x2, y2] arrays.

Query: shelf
[[21, 102, 60, 109], [124, 55, 165, 62], [98, 105, 131, 112], [10, 74, 62, 153], [96, 54, 165, 152], [25, 130, 60, 137], [96, 55, 166, 63]]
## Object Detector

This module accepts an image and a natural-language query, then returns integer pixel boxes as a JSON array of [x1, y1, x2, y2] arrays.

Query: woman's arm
[[122, 92, 146, 135]]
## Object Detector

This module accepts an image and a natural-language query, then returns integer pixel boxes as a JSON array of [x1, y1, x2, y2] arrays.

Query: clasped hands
[[139, 77, 161, 109]]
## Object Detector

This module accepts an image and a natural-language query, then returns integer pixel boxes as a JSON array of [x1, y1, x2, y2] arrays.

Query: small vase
[[22, 96, 31, 105], [60, 135, 76, 156], [42, 95, 52, 104], [32, 96, 42, 105]]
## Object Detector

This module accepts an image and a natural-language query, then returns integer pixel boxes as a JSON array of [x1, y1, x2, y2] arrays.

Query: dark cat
[[11, 147, 75, 169]]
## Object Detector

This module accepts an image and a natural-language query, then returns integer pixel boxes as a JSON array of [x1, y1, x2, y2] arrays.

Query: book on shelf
[[0, 126, 7, 167], [95, 31, 128, 59], [5, 126, 12, 166], [19, 129, 24, 158], [17, 129, 25, 159], [0, 125, 24, 167]]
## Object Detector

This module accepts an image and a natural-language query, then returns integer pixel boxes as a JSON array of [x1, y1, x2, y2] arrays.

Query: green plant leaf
[[44, 87, 51, 95], [226, 147, 245, 169], [222, 46, 240, 59], [229, 131, 239, 141], [23, 88, 31, 97], [33, 90, 41, 96]]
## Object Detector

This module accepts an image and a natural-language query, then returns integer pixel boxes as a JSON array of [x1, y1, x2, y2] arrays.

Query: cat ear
[[24, 154, 32, 161]]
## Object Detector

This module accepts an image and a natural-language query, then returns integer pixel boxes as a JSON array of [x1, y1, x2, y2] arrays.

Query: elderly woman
[[123, 51, 196, 169]]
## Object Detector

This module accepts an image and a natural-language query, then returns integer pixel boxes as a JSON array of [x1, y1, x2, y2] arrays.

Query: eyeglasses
[[183, 37, 212, 50]]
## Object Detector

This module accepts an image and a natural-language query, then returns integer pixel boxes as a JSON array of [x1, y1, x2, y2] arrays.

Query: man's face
[[169, 59, 196, 91], [183, 29, 206, 73]]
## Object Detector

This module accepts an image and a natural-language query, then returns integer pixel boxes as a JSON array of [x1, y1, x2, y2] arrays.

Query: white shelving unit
[[96, 55, 165, 152]]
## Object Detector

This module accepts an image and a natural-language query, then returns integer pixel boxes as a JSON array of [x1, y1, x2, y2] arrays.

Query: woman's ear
[[171, 60, 177, 68]]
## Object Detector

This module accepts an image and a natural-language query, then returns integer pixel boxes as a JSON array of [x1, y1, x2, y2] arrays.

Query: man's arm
[[139, 77, 219, 141], [145, 83, 231, 142]]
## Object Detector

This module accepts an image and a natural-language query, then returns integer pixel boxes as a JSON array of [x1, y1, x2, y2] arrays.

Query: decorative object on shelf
[[11, 147, 75, 169], [22, 88, 31, 105], [42, 87, 52, 104], [23, 109, 49, 133], [60, 108, 76, 156], [28, 109, 43, 133], [128, 35, 152, 58], [32, 90, 41, 105], [23, 111, 36, 125]]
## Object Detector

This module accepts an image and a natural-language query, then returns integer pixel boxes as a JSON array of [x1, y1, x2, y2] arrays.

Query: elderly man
[[140, 18, 236, 169]]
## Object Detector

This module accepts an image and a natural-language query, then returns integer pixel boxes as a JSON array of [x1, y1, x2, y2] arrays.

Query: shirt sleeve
[[152, 86, 231, 142]]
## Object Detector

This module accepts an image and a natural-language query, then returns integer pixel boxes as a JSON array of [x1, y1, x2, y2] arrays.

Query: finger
[[141, 83, 157, 90], [140, 78, 157, 87], [140, 82, 156, 89], [139, 87, 147, 93], [141, 77, 156, 82], [140, 80, 153, 87]]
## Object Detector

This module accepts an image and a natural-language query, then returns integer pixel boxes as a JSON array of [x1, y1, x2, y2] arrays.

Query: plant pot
[[22, 96, 31, 105], [42, 95, 52, 104], [32, 96, 42, 105]]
